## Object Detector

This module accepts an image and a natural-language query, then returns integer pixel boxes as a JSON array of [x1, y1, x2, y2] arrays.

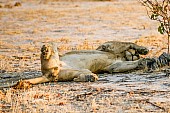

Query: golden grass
[[0, 1, 170, 112], [1, 83, 169, 112]]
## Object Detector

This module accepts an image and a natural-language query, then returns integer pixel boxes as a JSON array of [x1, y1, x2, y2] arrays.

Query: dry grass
[[1, 82, 169, 113], [0, 0, 170, 112]]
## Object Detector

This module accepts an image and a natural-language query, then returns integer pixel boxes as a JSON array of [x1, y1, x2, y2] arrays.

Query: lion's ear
[[41, 45, 46, 53], [96, 45, 103, 51], [96, 44, 110, 52], [106, 44, 112, 51], [51, 42, 58, 53]]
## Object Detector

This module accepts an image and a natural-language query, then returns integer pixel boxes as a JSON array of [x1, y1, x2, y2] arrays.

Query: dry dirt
[[0, 0, 170, 112]]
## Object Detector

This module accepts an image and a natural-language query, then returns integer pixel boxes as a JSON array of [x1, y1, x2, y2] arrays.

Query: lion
[[1, 41, 170, 89], [12, 41, 150, 88]]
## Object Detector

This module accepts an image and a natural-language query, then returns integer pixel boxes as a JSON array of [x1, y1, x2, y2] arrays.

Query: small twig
[[131, 99, 167, 111], [132, 90, 170, 94], [145, 100, 166, 112]]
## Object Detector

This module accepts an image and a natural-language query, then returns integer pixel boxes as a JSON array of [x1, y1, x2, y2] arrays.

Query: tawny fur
[[3, 41, 149, 89], [22, 41, 148, 86]]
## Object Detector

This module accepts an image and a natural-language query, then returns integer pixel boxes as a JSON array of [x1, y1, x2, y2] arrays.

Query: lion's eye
[[102, 45, 106, 50]]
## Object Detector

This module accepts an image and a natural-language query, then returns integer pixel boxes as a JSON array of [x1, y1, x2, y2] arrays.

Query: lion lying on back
[[9, 41, 170, 88], [18, 41, 149, 85]]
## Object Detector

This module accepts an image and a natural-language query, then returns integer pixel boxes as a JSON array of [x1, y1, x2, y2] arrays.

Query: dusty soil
[[0, 0, 170, 112]]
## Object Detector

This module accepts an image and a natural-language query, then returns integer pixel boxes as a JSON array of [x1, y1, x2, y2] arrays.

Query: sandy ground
[[0, 0, 170, 112]]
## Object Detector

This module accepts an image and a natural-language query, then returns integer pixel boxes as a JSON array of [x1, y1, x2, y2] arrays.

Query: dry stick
[[132, 99, 166, 112], [132, 90, 170, 95], [129, 89, 169, 111], [145, 100, 167, 112], [75, 88, 113, 101]]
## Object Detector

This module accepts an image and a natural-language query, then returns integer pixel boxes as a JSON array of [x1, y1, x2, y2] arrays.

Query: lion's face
[[96, 42, 113, 52], [97, 41, 149, 55], [41, 44, 53, 60]]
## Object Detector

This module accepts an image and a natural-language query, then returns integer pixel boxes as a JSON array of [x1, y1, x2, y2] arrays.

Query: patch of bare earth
[[0, 0, 170, 112]]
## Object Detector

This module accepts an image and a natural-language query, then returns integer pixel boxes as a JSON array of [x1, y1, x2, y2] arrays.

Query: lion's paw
[[125, 49, 140, 61], [14, 80, 32, 89], [74, 73, 98, 82], [84, 74, 98, 82]]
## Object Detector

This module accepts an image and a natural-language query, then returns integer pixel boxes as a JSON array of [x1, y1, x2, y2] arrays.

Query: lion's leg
[[104, 59, 144, 73], [73, 72, 98, 82], [12, 76, 50, 89], [58, 69, 98, 82], [23, 76, 50, 84], [130, 43, 149, 55], [107, 52, 170, 73]]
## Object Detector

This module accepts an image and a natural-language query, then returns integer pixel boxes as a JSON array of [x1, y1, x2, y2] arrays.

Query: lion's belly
[[60, 53, 113, 73]]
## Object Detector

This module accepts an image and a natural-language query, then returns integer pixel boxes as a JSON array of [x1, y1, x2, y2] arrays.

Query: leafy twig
[[139, 0, 170, 53]]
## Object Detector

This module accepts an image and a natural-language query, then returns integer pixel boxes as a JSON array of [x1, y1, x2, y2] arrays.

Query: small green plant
[[139, 0, 170, 53]]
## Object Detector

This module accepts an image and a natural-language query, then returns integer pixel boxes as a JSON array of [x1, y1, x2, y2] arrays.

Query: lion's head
[[96, 41, 149, 55]]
